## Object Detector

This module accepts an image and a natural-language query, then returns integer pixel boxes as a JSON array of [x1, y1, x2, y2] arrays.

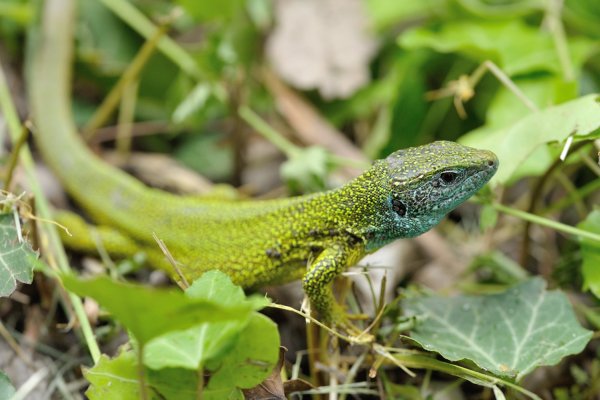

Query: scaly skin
[[29, 0, 498, 324]]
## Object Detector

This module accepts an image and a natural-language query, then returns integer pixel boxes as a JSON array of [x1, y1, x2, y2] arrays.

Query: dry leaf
[[267, 0, 377, 99]]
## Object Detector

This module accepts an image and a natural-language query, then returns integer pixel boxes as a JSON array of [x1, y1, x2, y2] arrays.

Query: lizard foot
[[327, 305, 374, 344]]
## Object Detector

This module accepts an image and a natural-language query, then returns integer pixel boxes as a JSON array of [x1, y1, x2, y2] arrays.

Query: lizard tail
[[28, 0, 174, 237]]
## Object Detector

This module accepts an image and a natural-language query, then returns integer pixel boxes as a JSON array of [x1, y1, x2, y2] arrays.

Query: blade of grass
[[0, 24, 101, 364], [493, 203, 600, 243], [377, 348, 542, 400]]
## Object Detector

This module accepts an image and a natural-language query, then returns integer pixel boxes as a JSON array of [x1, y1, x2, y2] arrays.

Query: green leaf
[[479, 204, 498, 231], [0, 1, 33, 25], [463, 75, 577, 182], [380, 52, 429, 155], [146, 368, 199, 400], [78, 0, 138, 75], [174, 132, 234, 181], [365, 0, 447, 30], [86, 352, 201, 400], [578, 210, 600, 299], [85, 352, 139, 400], [171, 83, 213, 124], [144, 271, 269, 370], [399, 20, 597, 76], [176, 0, 242, 21], [84, 274, 277, 398], [207, 313, 280, 390], [203, 388, 243, 400], [461, 94, 600, 184], [565, 0, 600, 38], [0, 371, 15, 399], [461, 76, 576, 182], [281, 146, 333, 193], [402, 278, 592, 380], [62, 273, 253, 345], [471, 251, 529, 285], [0, 212, 37, 297], [485, 76, 578, 129]]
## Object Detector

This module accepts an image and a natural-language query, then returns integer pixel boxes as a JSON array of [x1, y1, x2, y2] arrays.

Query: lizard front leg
[[302, 241, 365, 333]]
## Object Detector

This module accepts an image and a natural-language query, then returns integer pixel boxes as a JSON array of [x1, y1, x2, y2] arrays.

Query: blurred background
[[1, 0, 600, 398]]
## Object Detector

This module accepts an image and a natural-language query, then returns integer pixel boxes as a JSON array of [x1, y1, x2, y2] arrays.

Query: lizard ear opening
[[392, 198, 407, 217]]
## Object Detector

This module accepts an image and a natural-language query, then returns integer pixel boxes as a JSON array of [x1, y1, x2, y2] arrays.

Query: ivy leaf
[[144, 272, 279, 393], [0, 371, 15, 400], [144, 271, 270, 370], [85, 352, 201, 400], [146, 368, 199, 400], [402, 278, 592, 380], [206, 313, 280, 390], [62, 273, 254, 345], [81, 272, 277, 398], [578, 210, 600, 299], [0, 213, 37, 297], [84, 353, 139, 400]]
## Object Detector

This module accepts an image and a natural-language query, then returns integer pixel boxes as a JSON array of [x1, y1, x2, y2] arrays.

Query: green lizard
[[29, 0, 498, 326]]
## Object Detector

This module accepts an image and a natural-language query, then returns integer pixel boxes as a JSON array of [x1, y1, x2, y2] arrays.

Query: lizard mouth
[[438, 163, 497, 211], [463, 165, 496, 194]]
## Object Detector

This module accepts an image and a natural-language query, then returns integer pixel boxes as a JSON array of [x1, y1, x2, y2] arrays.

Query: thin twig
[[152, 232, 189, 289], [0, 321, 32, 366], [83, 24, 167, 139], [519, 141, 589, 265], [477, 61, 538, 112], [116, 79, 139, 156], [9, 367, 49, 400], [268, 303, 373, 345], [3, 121, 30, 193]]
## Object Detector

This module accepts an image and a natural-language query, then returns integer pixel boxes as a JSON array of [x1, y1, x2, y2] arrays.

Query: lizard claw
[[328, 306, 374, 344]]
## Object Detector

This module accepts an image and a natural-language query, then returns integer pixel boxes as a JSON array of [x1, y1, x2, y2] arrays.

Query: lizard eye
[[392, 198, 407, 217], [440, 171, 459, 185]]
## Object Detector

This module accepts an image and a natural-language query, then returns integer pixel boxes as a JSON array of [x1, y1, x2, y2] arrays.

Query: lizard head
[[372, 141, 498, 243]]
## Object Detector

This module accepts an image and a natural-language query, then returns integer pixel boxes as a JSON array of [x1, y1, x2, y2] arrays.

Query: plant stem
[[14, 0, 102, 363], [540, 178, 600, 215], [99, 0, 201, 80], [474, 61, 538, 112], [494, 203, 600, 243], [239, 106, 370, 170], [238, 106, 300, 158], [137, 345, 148, 400], [83, 24, 166, 139], [379, 350, 542, 400], [3, 122, 30, 192], [116, 79, 139, 156], [545, 0, 575, 82]]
